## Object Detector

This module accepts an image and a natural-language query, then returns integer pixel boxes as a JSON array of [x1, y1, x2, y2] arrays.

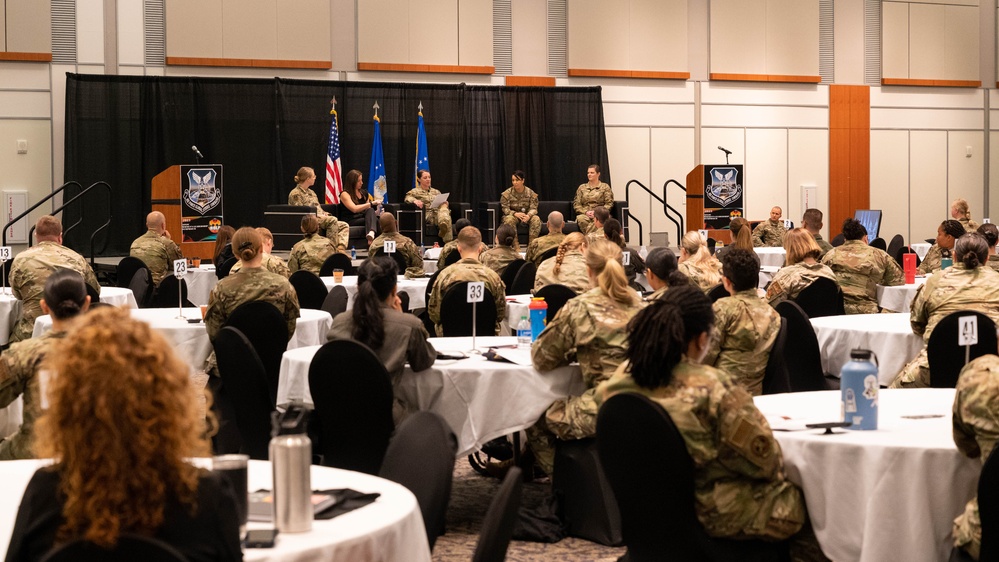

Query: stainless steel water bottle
[[270, 405, 312, 532], [841, 349, 879, 430]]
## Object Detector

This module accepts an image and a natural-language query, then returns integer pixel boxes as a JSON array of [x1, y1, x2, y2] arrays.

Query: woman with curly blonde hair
[[765, 228, 837, 306], [678, 230, 723, 292], [534, 232, 590, 294], [715, 217, 753, 264], [6, 306, 242, 561]]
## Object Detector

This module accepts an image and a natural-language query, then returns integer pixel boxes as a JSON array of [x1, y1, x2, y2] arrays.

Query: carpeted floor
[[430, 459, 624, 561]]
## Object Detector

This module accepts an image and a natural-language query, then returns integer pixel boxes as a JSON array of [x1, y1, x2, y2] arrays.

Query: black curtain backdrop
[[63, 74, 609, 255]]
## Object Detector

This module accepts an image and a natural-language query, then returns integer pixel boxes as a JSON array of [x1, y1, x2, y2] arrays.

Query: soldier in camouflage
[[890, 233, 999, 388], [129, 211, 183, 286], [480, 224, 522, 278], [230, 227, 290, 278], [752, 207, 788, 247], [287, 166, 350, 249], [585, 206, 610, 245], [527, 240, 645, 474], [500, 171, 541, 243], [525, 212, 567, 267], [405, 170, 453, 243], [978, 223, 999, 273], [703, 248, 780, 396], [428, 226, 506, 336], [370, 213, 426, 279], [435, 219, 472, 270], [918, 220, 964, 274], [533, 232, 589, 294], [952, 354, 999, 560], [802, 209, 833, 258], [9, 216, 100, 344], [288, 214, 338, 276], [678, 230, 723, 293], [821, 219, 905, 314], [952, 198, 980, 233], [595, 286, 806, 542], [643, 246, 688, 301], [766, 228, 838, 306], [574, 165, 614, 234]]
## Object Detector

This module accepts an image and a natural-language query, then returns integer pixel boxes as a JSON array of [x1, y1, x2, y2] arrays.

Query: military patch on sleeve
[[751, 435, 771, 460]]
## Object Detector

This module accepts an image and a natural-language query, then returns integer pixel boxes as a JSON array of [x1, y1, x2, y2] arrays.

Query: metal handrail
[[623, 179, 687, 246], [27, 182, 112, 266], [2, 181, 82, 247]]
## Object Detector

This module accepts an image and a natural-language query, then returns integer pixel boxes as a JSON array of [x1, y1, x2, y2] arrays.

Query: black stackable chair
[[41, 534, 188, 562], [443, 249, 462, 268], [831, 233, 845, 247], [223, 301, 288, 405], [534, 283, 577, 322], [870, 237, 887, 251], [149, 274, 193, 308], [896, 246, 922, 268], [213, 326, 274, 460], [128, 268, 154, 308], [536, 246, 559, 265], [707, 283, 729, 303], [775, 300, 836, 391], [928, 311, 998, 389], [289, 270, 329, 310], [470, 467, 523, 562], [500, 258, 527, 289], [886, 234, 905, 259], [508, 261, 537, 295], [217, 257, 238, 279], [321, 285, 349, 318], [319, 253, 355, 277], [116, 256, 148, 288], [761, 319, 791, 395], [439, 282, 497, 337], [792, 277, 845, 318]]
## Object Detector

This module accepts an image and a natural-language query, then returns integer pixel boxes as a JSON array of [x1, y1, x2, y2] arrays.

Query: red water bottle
[[903, 251, 916, 284]]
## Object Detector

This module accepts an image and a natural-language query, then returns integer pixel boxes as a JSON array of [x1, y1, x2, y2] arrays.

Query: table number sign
[[384, 240, 396, 254]]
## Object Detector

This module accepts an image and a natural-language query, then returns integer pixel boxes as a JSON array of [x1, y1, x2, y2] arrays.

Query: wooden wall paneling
[[504, 76, 556, 86], [0, 52, 53, 62], [828, 85, 870, 235]]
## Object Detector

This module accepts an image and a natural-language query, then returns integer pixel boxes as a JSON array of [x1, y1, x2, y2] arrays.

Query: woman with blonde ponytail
[[678, 230, 723, 292], [526, 239, 645, 475], [534, 232, 589, 294]]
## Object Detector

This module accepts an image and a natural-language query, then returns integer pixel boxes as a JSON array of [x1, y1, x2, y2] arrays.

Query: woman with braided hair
[[533, 232, 590, 294], [480, 224, 521, 277], [678, 230, 723, 292]]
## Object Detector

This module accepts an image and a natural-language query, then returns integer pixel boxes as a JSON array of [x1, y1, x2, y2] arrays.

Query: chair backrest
[[500, 258, 527, 289], [439, 282, 497, 337], [224, 301, 288, 404], [424, 268, 442, 307], [537, 246, 559, 265], [116, 256, 148, 288], [870, 237, 887, 251], [308, 339, 394, 473], [886, 234, 905, 259], [774, 301, 828, 391], [761, 318, 791, 395], [471, 467, 523, 562], [321, 284, 349, 318], [895, 245, 922, 268], [379, 411, 457, 549], [319, 253, 355, 277], [213, 327, 273, 460], [792, 277, 845, 318], [534, 284, 577, 321], [370, 248, 411, 277], [831, 233, 845, 247], [928, 311, 999, 388], [978, 444, 999, 561], [127, 268, 153, 308], [509, 261, 537, 295], [217, 257, 238, 279], [707, 283, 728, 303], [149, 274, 190, 308], [443, 248, 462, 267], [41, 534, 188, 562], [398, 291, 410, 314], [289, 270, 329, 310], [85, 282, 101, 304]]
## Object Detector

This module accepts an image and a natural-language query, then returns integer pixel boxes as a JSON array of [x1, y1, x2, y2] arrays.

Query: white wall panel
[[882, 2, 909, 79], [909, 131, 948, 239], [76, 0, 105, 64], [51, 64, 71, 198], [458, 0, 492, 66], [410, 0, 457, 64], [357, 0, 408, 64], [117, 0, 144, 65], [117, 65, 145, 75], [511, 0, 547, 75], [947, 130, 984, 221], [745, 129, 788, 220], [0, 1, 5, 49], [871, 130, 911, 241], [701, 106, 827, 129], [222, 0, 277, 59], [765, 0, 819, 76], [166, 0, 223, 58], [710, 0, 767, 75], [787, 129, 829, 239], [6, 0, 50, 54], [700, 128, 745, 167], [567, 0, 628, 69], [630, 0, 686, 72], [872, 86, 983, 109], [0, 120, 52, 252], [277, 0, 330, 62], [602, 103, 695, 127], [889, 0, 977, 5], [908, 3, 947, 80], [700, 82, 828, 106], [600, 82, 694, 103], [0, 62, 50, 89], [870, 108, 983, 130], [650, 127, 695, 240], [834, 0, 865, 85], [990, 132, 999, 221], [606, 127, 651, 233], [942, 5, 979, 81], [0, 91, 50, 118]]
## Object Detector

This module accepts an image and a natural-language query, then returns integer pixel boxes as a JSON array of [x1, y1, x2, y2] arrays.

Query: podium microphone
[[717, 145, 732, 164], [191, 145, 204, 158]]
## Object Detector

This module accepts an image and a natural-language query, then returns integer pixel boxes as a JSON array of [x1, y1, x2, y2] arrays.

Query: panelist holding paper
[[405, 169, 452, 243]]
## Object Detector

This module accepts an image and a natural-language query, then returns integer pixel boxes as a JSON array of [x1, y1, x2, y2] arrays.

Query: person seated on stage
[[821, 218, 904, 314], [978, 223, 999, 273], [802, 208, 833, 258], [953, 198, 980, 233], [703, 248, 779, 396], [643, 246, 688, 301], [595, 285, 806, 544], [9, 215, 100, 344], [500, 170, 541, 244], [586, 206, 611, 244], [369, 213, 425, 279], [427, 226, 506, 337], [341, 169, 381, 245], [678, 230, 723, 293], [603, 218, 645, 285], [0, 269, 90, 460], [289, 215, 338, 276], [405, 169, 453, 243], [230, 227, 290, 278], [752, 206, 788, 248], [527, 239, 645, 475], [890, 233, 999, 389], [766, 228, 838, 307], [327, 256, 436, 423], [714, 217, 754, 264], [952, 354, 999, 560], [574, 164, 614, 235], [129, 211, 183, 286], [919, 219, 965, 274], [212, 225, 235, 272], [5, 306, 242, 562], [288, 166, 350, 250], [525, 211, 567, 267], [534, 232, 590, 295], [436, 218, 473, 271], [480, 224, 521, 278]]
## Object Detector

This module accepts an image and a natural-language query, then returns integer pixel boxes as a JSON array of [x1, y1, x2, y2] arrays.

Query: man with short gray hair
[[525, 211, 567, 266], [130, 211, 183, 286]]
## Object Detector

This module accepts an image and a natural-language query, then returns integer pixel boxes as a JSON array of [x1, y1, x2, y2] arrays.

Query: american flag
[[325, 106, 343, 204]]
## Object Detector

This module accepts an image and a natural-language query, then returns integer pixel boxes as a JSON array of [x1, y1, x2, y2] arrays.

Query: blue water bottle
[[350, 246, 356, 260], [529, 297, 548, 342], [841, 349, 879, 430], [941, 249, 952, 270]]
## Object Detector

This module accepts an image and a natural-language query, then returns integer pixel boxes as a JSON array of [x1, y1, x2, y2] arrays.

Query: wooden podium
[[151, 165, 220, 259]]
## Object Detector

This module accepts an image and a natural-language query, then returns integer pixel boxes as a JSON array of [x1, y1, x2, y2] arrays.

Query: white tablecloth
[[0, 459, 430, 562], [810, 313, 923, 384], [321, 275, 431, 311], [33, 308, 333, 373], [185, 266, 220, 306], [755, 389, 978, 562], [754, 247, 786, 268], [876, 277, 927, 313], [910, 242, 932, 260], [277, 336, 585, 457], [0, 293, 21, 346], [100, 286, 139, 309]]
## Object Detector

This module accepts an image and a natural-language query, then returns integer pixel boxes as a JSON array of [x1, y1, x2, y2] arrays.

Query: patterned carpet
[[430, 459, 625, 561]]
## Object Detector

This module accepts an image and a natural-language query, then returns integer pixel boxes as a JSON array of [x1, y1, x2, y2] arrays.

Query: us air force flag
[[369, 113, 388, 204], [414, 104, 429, 188]]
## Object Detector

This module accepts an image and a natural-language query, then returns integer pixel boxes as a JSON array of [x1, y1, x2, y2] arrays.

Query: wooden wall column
[[829, 85, 870, 236]]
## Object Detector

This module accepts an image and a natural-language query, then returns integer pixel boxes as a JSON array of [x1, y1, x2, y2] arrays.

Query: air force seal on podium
[[706, 167, 742, 208], [185, 168, 222, 215]]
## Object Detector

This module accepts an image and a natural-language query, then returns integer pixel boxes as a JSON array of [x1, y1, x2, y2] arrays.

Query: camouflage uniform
[[952, 355, 999, 560], [525, 232, 566, 267], [645, 286, 669, 301], [500, 186, 541, 243], [595, 360, 805, 541], [287, 186, 349, 249], [436, 240, 458, 270], [480, 246, 521, 278], [587, 229, 607, 246], [919, 244, 944, 274], [288, 234, 337, 276], [704, 289, 781, 396], [370, 232, 425, 279], [573, 183, 614, 234], [533, 250, 589, 294], [10, 242, 100, 344], [678, 258, 723, 293], [988, 254, 999, 273], [230, 253, 290, 278], [752, 220, 787, 248], [765, 262, 838, 307], [960, 218, 980, 233], [527, 287, 644, 473], [427, 257, 506, 337], [821, 240, 905, 314], [205, 266, 300, 342], [812, 233, 833, 259], [0, 331, 65, 460], [129, 230, 183, 286], [889, 264, 999, 388], [404, 186, 453, 242]]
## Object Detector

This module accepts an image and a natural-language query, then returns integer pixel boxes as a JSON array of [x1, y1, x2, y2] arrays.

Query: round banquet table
[[754, 247, 786, 268], [184, 266, 220, 306], [277, 336, 585, 457], [97, 286, 139, 309], [322, 275, 430, 311], [810, 313, 923, 385], [0, 459, 431, 562], [876, 276, 927, 313], [754, 389, 978, 562]]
